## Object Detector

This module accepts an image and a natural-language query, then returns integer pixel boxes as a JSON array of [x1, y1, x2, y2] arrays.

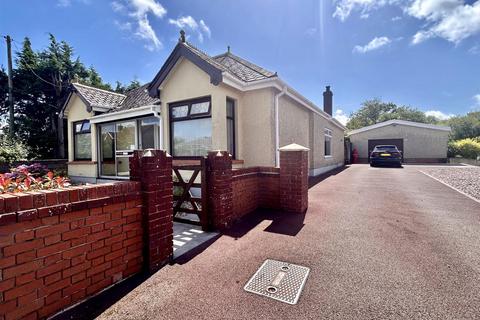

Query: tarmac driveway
[[97, 164, 480, 320]]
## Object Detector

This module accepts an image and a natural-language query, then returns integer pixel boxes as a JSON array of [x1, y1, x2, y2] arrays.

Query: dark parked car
[[370, 145, 402, 167]]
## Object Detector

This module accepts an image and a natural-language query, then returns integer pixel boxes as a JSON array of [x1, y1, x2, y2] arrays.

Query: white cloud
[[57, 0, 90, 7], [473, 94, 480, 108], [111, 0, 166, 51], [129, 0, 166, 19], [425, 110, 454, 120], [114, 20, 132, 31], [354, 36, 391, 53], [136, 16, 162, 50], [169, 16, 211, 43], [111, 1, 125, 12], [333, 0, 399, 21], [334, 109, 350, 125], [199, 20, 211, 38], [333, 0, 480, 45], [391, 15, 402, 21], [469, 45, 480, 54], [57, 0, 71, 6], [409, 0, 480, 44], [169, 16, 198, 29]]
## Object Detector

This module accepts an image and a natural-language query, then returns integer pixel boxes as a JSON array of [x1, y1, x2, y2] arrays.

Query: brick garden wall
[[232, 167, 280, 219], [208, 145, 308, 230], [0, 182, 143, 320]]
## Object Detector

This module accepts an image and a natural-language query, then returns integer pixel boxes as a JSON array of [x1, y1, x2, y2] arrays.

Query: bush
[[0, 163, 70, 193], [448, 138, 480, 159], [0, 136, 29, 165]]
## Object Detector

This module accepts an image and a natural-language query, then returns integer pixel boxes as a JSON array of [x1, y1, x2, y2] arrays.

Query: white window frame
[[324, 128, 332, 158]]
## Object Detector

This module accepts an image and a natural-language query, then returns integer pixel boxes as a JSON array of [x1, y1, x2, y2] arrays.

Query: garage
[[348, 120, 451, 163], [367, 138, 404, 161]]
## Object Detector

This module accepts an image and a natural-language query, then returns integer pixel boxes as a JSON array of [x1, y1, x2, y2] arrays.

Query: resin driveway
[[97, 164, 480, 320]]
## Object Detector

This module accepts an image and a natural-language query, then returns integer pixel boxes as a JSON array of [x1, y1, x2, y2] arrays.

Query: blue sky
[[1, 0, 480, 124]]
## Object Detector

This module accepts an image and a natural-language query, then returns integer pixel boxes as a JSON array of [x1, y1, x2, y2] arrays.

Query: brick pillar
[[279, 144, 309, 213], [206, 151, 233, 230], [130, 149, 173, 272]]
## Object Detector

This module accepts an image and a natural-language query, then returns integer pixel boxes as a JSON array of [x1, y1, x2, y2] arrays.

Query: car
[[369, 145, 402, 167]]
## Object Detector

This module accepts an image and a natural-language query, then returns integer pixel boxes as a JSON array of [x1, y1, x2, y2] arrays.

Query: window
[[73, 120, 91, 160], [226, 98, 235, 158], [140, 118, 159, 149], [100, 124, 115, 176], [99, 117, 160, 177], [170, 97, 212, 156], [324, 128, 332, 157]]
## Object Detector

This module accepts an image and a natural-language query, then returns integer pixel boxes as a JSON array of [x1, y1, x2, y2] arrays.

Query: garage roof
[[347, 119, 451, 135]]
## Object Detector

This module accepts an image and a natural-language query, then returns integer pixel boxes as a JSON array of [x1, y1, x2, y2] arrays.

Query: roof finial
[[179, 30, 186, 43], [227, 45, 230, 53]]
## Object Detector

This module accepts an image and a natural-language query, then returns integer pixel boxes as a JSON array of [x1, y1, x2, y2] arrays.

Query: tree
[[445, 111, 480, 140], [0, 35, 115, 159], [114, 79, 141, 94], [0, 68, 8, 125], [346, 99, 438, 130]]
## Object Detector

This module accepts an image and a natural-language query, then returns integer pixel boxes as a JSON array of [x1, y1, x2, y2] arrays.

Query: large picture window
[[226, 98, 235, 158], [170, 97, 212, 156], [74, 120, 91, 160], [324, 128, 332, 157]]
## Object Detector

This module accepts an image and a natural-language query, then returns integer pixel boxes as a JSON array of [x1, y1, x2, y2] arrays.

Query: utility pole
[[5, 35, 14, 138]]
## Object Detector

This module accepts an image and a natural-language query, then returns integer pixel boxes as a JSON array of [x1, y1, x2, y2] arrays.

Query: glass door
[[115, 120, 137, 177], [99, 117, 161, 178]]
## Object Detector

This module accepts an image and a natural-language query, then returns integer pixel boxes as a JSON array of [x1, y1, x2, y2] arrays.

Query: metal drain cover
[[244, 259, 310, 305]]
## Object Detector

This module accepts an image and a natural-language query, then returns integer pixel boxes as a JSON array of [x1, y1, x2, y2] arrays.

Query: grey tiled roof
[[72, 43, 276, 115], [183, 41, 276, 82], [109, 84, 160, 112], [213, 52, 276, 82], [72, 83, 126, 109], [72, 82, 160, 113]]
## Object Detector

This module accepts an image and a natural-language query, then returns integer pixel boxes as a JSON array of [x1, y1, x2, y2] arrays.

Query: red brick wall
[[0, 182, 143, 320], [130, 150, 173, 272], [232, 167, 280, 219], [280, 149, 309, 213]]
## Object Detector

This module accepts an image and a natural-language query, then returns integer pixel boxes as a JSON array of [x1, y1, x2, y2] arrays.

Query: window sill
[[324, 155, 333, 159], [68, 161, 97, 165]]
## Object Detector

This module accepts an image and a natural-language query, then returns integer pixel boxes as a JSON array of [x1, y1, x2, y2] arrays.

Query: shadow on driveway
[[223, 209, 306, 239], [308, 165, 349, 188]]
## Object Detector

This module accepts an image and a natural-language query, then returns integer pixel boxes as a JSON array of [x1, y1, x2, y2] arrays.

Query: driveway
[[97, 164, 480, 320]]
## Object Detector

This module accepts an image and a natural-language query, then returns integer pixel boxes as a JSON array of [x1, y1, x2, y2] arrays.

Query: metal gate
[[172, 157, 209, 230]]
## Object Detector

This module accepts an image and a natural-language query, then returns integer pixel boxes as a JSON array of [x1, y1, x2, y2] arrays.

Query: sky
[[1, 0, 480, 125]]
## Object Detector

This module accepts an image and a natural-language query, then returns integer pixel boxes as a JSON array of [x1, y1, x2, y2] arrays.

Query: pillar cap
[[279, 143, 310, 152]]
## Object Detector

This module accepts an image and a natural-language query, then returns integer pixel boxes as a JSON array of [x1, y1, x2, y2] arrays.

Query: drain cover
[[244, 259, 310, 305]]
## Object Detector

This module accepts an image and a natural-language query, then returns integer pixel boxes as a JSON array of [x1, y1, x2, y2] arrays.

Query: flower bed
[[0, 163, 70, 193]]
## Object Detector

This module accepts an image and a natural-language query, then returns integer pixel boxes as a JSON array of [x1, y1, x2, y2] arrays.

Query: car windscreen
[[373, 146, 398, 152]]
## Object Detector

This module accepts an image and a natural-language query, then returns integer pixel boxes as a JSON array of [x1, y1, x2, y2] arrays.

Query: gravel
[[421, 166, 480, 200]]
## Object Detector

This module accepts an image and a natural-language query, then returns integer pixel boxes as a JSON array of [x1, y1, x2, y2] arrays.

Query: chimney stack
[[323, 86, 333, 116]]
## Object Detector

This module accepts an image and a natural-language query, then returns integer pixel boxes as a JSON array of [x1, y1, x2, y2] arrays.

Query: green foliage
[[346, 99, 438, 130], [0, 136, 30, 164], [114, 79, 142, 94], [444, 112, 480, 141], [0, 35, 131, 159], [346, 100, 480, 143], [448, 138, 480, 159]]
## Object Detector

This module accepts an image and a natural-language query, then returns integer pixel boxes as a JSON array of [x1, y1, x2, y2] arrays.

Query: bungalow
[[61, 31, 346, 183]]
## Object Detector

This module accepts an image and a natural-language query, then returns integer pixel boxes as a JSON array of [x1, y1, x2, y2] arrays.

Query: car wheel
[[370, 163, 375, 167]]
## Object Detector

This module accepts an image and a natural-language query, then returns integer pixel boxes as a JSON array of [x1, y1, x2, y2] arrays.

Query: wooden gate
[[172, 157, 209, 230]]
